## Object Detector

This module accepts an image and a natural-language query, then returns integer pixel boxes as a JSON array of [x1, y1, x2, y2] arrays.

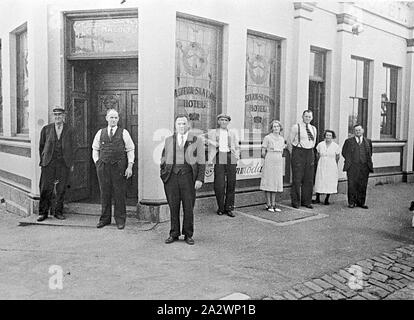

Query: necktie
[[359, 137, 362, 145], [305, 124, 314, 141], [180, 135, 184, 147], [109, 127, 113, 140]]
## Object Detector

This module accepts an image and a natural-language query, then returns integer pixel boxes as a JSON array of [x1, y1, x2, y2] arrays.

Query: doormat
[[234, 204, 327, 225]]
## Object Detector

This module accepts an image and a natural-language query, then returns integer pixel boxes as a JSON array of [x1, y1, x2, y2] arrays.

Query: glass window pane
[[390, 67, 398, 102], [174, 18, 222, 132], [17, 30, 29, 134], [71, 18, 138, 56], [355, 59, 364, 98], [244, 34, 280, 140]]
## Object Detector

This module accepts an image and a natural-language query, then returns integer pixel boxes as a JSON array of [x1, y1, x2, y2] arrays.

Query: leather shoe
[[37, 215, 48, 222], [226, 210, 235, 217], [96, 221, 110, 228], [184, 236, 195, 245], [117, 224, 125, 230], [292, 204, 300, 209], [348, 204, 356, 208], [54, 214, 66, 220], [409, 201, 414, 211], [217, 210, 224, 215], [359, 205, 369, 209], [165, 236, 179, 244], [304, 204, 313, 209]]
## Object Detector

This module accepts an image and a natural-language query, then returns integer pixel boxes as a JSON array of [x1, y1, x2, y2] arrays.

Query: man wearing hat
[[207, 113, 240, 217], [38, 106, 74, 222]]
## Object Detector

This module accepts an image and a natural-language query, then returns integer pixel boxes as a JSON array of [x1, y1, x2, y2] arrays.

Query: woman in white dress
[[260, 120, 286, 212], [313, 130, 340, 205]]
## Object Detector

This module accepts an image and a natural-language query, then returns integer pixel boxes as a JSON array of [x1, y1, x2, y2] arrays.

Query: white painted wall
[[0, 0, 413, 201]]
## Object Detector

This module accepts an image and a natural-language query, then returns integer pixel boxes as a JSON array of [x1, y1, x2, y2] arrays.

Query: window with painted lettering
[[349, 57, 370, 136], [380, 65, 399, 139], [16, 27, 29, 134], [174, 17, 222, 132], [245, 33, 281, 141]]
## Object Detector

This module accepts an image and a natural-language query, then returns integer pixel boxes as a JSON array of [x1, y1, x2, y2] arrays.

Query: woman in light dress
[[313, 130, 340, 205], [260, 120, 286, 212]]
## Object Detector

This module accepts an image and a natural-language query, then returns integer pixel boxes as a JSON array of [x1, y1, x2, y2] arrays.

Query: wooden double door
[[66, 59, 138, 203]]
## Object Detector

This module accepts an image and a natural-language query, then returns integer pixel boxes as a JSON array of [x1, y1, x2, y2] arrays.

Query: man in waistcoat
[[288, 110, 317, 209], [38, 107, 74, 222], [342, 124, 373, 209], [160, 114, 205, 245], [92, 108, 135, 229]]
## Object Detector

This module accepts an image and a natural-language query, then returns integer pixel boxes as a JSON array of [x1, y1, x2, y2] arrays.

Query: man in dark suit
[[160, 114, 205, 245], [38, 107, 74, 221], [342, 124, 374, 209]]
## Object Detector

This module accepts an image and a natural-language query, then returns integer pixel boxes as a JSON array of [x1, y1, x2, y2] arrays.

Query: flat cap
[[52, 107, 66, 114], [217, 113, 231, 121]]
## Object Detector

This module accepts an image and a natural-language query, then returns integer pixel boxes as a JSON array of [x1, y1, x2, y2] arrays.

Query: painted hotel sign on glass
[[245, 34, 279, 140], [175, 18, 221, 131]]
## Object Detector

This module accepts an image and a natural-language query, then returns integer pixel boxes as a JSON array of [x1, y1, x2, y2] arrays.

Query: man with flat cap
[[38, 106, 74, 222], [207, 113, 240, 217]]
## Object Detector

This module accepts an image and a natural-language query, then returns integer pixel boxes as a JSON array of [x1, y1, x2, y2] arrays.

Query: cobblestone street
[[262, 245, 414, 300]]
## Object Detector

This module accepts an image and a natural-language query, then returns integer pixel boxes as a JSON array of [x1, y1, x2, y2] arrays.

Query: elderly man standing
[[38, 107, 73, 222], [160, 114, 205, 245], [342, 124, 373, 209], [289, 110, 317, 209], [92, 108, 135, 229]]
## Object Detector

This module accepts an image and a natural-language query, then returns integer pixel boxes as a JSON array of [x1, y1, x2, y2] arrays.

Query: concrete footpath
[[0, 182, 414, 300]]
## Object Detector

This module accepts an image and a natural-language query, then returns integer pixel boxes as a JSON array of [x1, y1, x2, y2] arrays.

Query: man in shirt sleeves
[[92, 108, 135, 230], [288, 110, 317, 209], [341, 124, 373, 209]]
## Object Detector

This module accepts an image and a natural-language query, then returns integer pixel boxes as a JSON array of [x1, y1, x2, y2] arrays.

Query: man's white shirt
[[92, 126, 135, 164]]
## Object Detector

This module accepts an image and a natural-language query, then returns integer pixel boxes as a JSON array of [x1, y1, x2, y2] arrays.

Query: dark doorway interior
[[66, 59, 138, 205]]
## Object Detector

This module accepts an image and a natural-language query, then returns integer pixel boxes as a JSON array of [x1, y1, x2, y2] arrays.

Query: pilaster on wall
[[403, 38, 414, 172], [290, 2, 315, 124], [335, 9, 358, 145], [28, 2, 49, 197]]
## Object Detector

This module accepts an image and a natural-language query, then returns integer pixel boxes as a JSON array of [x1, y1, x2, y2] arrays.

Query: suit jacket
[[160, 131, 206, 184], [39, 123, 74, 168], [341, 136, 373, 173], [206, 128, 240, 163]]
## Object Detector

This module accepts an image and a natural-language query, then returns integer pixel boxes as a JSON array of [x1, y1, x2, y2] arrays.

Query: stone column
[[334, 8, 358, 180], [28, 2, 49, 213], [290, 2, 315, 124], [403, 38, 414, 181]]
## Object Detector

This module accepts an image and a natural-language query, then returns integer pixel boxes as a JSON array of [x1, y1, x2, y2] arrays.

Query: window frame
[[14, 24, 29, 136], [349, 56, 370, 136], [65, 9, 138, 60], [380, 64, 399, 139], [244, 30, 282, 142]]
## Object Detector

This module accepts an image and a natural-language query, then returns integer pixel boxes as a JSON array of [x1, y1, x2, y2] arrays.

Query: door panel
[[66, 62, 90, 201], [308, 80, 325, 143], [126, 90, 138, 199]]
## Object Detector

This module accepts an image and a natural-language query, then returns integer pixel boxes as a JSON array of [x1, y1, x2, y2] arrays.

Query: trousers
[[39, 158, 69, 216], [290, 146, 315, 206], [214, 152, 237, 212], [96, 160, 127, 225], [346, 162, 370, 206], [164, 170, 195, 238]]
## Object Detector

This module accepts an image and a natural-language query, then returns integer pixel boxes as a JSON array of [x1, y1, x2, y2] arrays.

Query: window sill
[[0, 136, 31, 144]]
